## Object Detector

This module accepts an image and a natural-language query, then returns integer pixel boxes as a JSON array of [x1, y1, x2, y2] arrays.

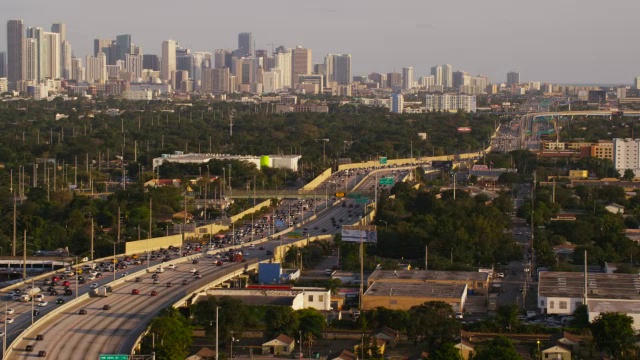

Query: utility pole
[[22, 230, 27, 280], [90, 217, 94, 261], [12, 196, 16, 256], [215, 307, 219, 360]]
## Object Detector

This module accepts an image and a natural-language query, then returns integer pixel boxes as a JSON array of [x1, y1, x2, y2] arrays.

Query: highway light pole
[[215, 306, 219, 360], [3, 302, 6, 358]]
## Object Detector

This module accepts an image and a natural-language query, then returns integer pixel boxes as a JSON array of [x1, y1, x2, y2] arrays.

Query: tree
[[496, 305, 519, 330], [297, 308, 326, 340], [471, 336, 522, 360], [265, 306, 299, 338], [429, 342, 463, 360], [622, 169, 635, 181], [406, 301, 460, 351], [590, 312, 638, 359], [149, 308, 193, 360]]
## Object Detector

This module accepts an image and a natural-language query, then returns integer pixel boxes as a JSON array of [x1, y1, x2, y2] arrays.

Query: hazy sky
[[1, 0, 638, 84]]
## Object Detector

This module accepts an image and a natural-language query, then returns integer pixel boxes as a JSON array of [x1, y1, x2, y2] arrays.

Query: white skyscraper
[[431, 65, 443, 86], [24, 38, 39, 83], [274, 50, 292, 88], [634, 77, 640, 90], [161, 40, 176, 82], [27, 28, 62, 81], [86, 52, 107, 83], [125, 53, 144, 80], [70, 57, 83, 81], [442, 64, 452, 88], [402, 66, 414, 90]]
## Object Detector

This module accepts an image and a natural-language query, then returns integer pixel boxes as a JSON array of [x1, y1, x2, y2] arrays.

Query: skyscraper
[[387, 72, 402, 88], [94, 39, 112, 57], [86, 52, 107, 83], [237, 32, 254, 57], [70, 57, 83, 81], [26, 28, 61, 81], [274, 49, 292, 88], [0, 52, 6, 78], [402, 66, 413, 90], [391, 93, 404, 113], [116, 34, 132, 62], [325, 54, 352, 85], [161, 40, 177, 82], [442, 64, 453, 88], [142, 54, 160, 71], [7, 20, 25, 89], [291, 46, 312, 85], [24, 38, 39, 83], [507, 71, 520, 86], [635, 77, 640, 90], [430, 65, 442, 86], [50, 23, 66, 42], [125, 53, 143, 79], [214, 49, 230, 69]]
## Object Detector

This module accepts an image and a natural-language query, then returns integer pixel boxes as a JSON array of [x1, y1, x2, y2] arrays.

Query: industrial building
[[367, 269, 490, 295], [152, 152, 301, 171], [362, 281, 467, 312], [197, 287, 331, 311]]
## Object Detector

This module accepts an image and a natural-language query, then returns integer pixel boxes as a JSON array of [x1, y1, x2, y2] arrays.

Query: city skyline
[[1, 0, 639, 84]]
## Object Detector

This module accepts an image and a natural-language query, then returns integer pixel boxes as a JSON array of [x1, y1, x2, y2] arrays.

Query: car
[[56, 298, 65, 304], [90, 283, 99, 289], [153, 279, 160, 284], [103, 305, 111, 310], [6, 308, 14, 315], [192, 259, 199, 264], [38, 350, 47, 357], [189, 268, 197, 273], [63, 289, 72, 296], [216, 261, 223, 266], [181, 279, 189, 285], [36, 334, 44, 341], [33, 310, 40, 316], [151, 274, 159, 279], [4, 318, 14, 324], [25, 344, 33, 352], [150, 290, 158, 296], [259, 246, 265, 250], [135, 277, 142, 282], [61, 281, 70, 287], [78, 279, 86, 284], [497, 272, 505, 278], [37, 301, 48, 307], [168, 264, 177, 269], [165, 282, 173, 288], [132, 289, 140, 295], [266, 250, 273, 255], [78, 309, 87, 315], [195, 273, 203, 279], [120, 272, 129, 277], [95, 273, 102, 278], [49, 290, 59, 296], [35, 294, 44, 301]]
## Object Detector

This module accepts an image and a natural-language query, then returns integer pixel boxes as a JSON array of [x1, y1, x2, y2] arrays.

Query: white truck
[[92, 285, 113, 297], [19, 287, 41, 302]]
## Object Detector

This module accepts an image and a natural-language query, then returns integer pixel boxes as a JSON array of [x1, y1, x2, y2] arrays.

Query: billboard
[[341, 225, 377, 243], [260, 155, 271, 168], [431, 160, 453, 169]]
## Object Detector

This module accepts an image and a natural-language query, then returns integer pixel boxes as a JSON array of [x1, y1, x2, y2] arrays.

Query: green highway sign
[[99, 355, 128, 360], [379, 157, 387, 164], [356, 197, 369, 204], [289, 231, 302, 238], [379, 177, 394, 185], [347, 193, 363, 199]]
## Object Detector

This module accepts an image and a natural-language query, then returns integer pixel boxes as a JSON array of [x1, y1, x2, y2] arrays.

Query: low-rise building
[[362, 281, 467, 312], [199, 287, 331, 311], [367, 269, 490, 295], [262, 334, 296, 356], [541, 344, 572, 360]]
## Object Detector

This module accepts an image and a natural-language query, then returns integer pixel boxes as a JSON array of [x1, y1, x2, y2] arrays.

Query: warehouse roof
[[538, 272, 640, 300]]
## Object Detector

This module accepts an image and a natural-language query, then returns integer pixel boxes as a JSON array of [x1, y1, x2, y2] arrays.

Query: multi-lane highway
[[5, 196, 363, 359]]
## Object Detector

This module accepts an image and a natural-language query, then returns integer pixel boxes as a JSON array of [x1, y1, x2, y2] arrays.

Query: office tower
[[7, 20, 25, 89], [125, 53, 143, 79], [452, 71, 469, 88], [402, 66, 413, 90], [27, 28, 62, 81], [255, 49, 274, 71], [391, 93, 404, 113], [213, 67, 230, 93], [171, 70, 188, 91], [86, 52, 107, 83], [238, 32, 254, 57], [116, 34, 132, 61], [430, 65, 443, 86], [24, 38, 39, 83], [442, 64, 452, 88], [326, 54, 352, 85], [368, 72, 384, 86], [634, 77, 640, 90], [70, 57, 83, 81], [419, 76, 435, 88], [214, 49, 230, 69], [161, 40, 177, 82], [60, 41, 72, 79], [94, 39, 112, 57], [142, 54, 160, 71], [50, 23, 66, 42], [0, 52, 6, 78], [386, 72, 402, 88], [274, 49, 292, 88], [291, 46, 312, 85], [313, 63, 326, 76], [234, 57, 256, 85], [507, 71, 520, 86], [262, 70, 281, 93]]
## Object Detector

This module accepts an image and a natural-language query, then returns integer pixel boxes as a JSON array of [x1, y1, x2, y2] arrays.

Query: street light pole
[[215, 307, 219, 360]]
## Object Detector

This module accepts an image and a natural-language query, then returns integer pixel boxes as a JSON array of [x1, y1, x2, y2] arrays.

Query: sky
[[1, 0, 639, 85]]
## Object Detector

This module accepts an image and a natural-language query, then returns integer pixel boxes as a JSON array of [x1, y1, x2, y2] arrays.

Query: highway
[[5, 197, 363, 359]]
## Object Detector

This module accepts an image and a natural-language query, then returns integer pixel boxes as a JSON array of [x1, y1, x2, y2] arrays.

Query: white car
[[90, 283, 99, 289], [37, 301, 48, 307], [5, 308, 14, 315], [168, 264, 177, 269], [189, 268, 197, 273], [4, 318, 14, 324], [35, 294, 45, 301]]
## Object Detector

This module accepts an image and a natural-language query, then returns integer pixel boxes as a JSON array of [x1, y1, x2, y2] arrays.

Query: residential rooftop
[[364, 281, 467, 299], [538, 271, 640, 300], [588, 299, 640, 314]]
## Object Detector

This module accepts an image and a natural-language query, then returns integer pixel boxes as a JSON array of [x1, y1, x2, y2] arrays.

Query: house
[[373, 326, 399, 348], [185, 347, 216, 360], [332, 349, 358, 360], [354, 337, 386, 357], [541, 344, 572, 360], [604, 203, 624, 214], [453, 339, 475, 360], [262, 334, 296, 356], [554, 331, 591, 353]]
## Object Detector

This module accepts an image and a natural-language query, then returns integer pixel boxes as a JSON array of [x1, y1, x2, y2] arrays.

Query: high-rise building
[[214, 49, 230, 69], [86, 52, 107, 83], [125, 53, 143, 80], [634, 77, 640, 90], [24, 38, 39, 83], [387, 72, 402, 88], [94, 39, 112, 57], [442, 64, 453, 88], [0, 52, 6, 78], [7, 20, 25, 89], [430, 65, 443, 86], [142, 54, 160, 71], [507, 71, 520, 86], [237, 32, 254, 57], [402, 66, 413, 90], [291, 46, 312, 85], [234, 57, 256, 85], [70, 57, 83, 81], [50, 23, 66, 42], [419, 76, 435, 88], [171, 70, 188, 91], [274, 49, 292, 88], [614, 138, 640, 177], [61, 41, 72, 80], [325, 54, 351, 85], [161, 40, 177, 82], [391, 93, 404, 113], [452, 70, 469, 88], [425, 94, 477, 113], [213, 67, 230, 93], [116, 34, 132, 62], [27, 28, 62, 81]]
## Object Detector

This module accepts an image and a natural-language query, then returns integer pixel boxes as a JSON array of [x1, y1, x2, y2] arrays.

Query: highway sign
[[356, 198, 369, 204], [379, 157, 387, 164], [379, 177, 394, 185], [275, 220, 285, 228], [288, 231, 302, 238], [100, 355, 128, 360], [335, 192, 345, 198], [347, 193, 363, 199]]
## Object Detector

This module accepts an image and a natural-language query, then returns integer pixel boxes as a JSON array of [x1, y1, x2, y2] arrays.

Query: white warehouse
[[152, 152, 301, 171]]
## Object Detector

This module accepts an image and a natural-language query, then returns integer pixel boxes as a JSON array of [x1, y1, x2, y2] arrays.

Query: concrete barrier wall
[[230, 199, 272, 223], [337, 151, 489, 172], [272, 234, 333, 262], [125, 234, 190, 254], [302, 168, 332, 191]]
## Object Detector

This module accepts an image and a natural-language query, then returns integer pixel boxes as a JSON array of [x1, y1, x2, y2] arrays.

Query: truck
[[231, 251, 243, 262], [23, 287, 41, 297], [92, 285, 113, 297]]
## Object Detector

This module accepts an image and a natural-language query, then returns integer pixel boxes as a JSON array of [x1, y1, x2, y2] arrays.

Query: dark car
[[266, 250, 273, 255], [150, 290, 158, 296], [63, 289, 72, 296], [36, 334, 44, 341], [181, 279, 189, 285], [38, 350, 47, 357], [78, 309, 87, 315], [25, 344, 33, 352], [78, 279, 86, 285], [103, 305, 111, 310], [192, 259, 199, 264], [33, 310, 40, 316], [56, 298, 64, 304], [135, 277, 142, 282], [165, 282, 173, 288], [49, 290, 58, 296]]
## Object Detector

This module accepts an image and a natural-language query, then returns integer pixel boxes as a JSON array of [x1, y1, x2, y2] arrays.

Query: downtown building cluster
[[1, 20, 551, 113]]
